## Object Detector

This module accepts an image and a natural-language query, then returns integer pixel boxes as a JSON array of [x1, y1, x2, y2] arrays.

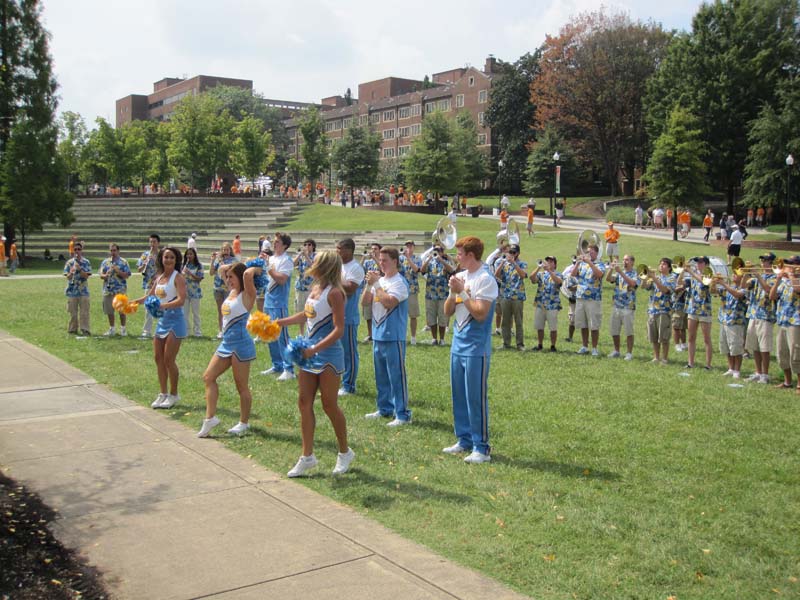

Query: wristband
[[459, 291, 469, 302]]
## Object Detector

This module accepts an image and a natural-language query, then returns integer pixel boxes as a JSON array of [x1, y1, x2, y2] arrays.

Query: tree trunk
[[673, 205, 679, 242], [20, 224, 26, 268], [726, 184, 734, 216]]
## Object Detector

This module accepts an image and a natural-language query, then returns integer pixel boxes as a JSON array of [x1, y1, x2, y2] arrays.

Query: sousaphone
[[421, 216, 457, 261], [576, 229, 603, 261]]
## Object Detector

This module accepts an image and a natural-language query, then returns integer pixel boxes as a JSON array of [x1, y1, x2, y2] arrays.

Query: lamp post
[[497, 159, 504, 212], [552, 152, 560, 228], [788, 154, 795, 242]]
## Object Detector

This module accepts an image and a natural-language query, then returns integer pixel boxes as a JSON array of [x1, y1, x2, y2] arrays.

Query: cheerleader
[[182, 248, 204, 337], [276, 251, 354, 477], [135, 247, 187, 409], [197, 262, 259, 437], [209, 242, 237, 339]]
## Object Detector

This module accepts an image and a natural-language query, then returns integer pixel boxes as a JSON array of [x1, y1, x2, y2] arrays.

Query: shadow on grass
[[491, 454, 621, 481]]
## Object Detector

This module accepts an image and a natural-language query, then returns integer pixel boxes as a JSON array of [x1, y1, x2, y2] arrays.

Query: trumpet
[[672, 255, 686, 275]]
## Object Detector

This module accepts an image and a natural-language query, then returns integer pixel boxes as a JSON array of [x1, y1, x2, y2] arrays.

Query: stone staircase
[[21, 196, 434, 261]]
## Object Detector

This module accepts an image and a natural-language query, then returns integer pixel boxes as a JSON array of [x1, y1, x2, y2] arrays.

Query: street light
[[788, 154, 795, 242], [552, 152, 560, 228], [497, 159, 504, 211]]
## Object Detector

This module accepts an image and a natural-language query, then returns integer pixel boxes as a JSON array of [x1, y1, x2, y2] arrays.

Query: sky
[[40, 0, 705, 126]]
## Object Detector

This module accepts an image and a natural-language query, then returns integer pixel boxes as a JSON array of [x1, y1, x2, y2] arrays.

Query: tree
[[451, 111, 488, 193], [376, 157, 404, 190], [485, 51, 540, 193], [57, 112, 88, 192], [402, 113, 464, 195], [523, 125, 579, 197], [85, 118, 125, 187], [646, 106, 710, 241], [344, 88, 353, 106], [645, 0, 800, 213], [167, 93, 234, 191], [331, 125, 381, 194], [532, 10, 670, 196], [0, 0, 72, 253], [119, 120, 155, 192], [231, 116, 275, 196], [298, 107, 329, 187], [206, 85, 288, 156]]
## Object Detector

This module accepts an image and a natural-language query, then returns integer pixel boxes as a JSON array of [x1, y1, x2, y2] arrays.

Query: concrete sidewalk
[[0, 330, 526, 600]]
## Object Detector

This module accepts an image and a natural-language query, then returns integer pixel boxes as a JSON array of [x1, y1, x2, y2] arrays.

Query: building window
[[382, 147, 396, 158], [437, 98, 451, 112], [411, 104, 421, 117], [469, 76, 475, 87], [398, 126, 411, 138], [398, 106, 410, 119], [325, 121, 336, 132], [478, 89, 488, 103], [411, 123, 421, 136], [398, 146, 411, 156], [456, 94, 464, 108], [343, 117, 352, 129], [382, 128, 395, 140], [478, 112, 485, 126], [425, 102, 435, 114], [478, 133, 487, 145], [359, 114, 368, 125], [383, 110, 395, 121], [369, 113, 381, 125]]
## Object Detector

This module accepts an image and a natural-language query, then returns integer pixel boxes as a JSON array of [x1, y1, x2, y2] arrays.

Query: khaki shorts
[[102, 294, 119, 316], [719, 323, 745, 356], [407, 293, 420, 318], [688, 314, 712, 324], [568, 299, 576, 324], [671, 311, 687, 330], [425, 297, 448, 327], [574, 299, 602, 331], [647, 313, 671, 344], [776, 326, 800, 373], [362, 302, 372, 320], [610, 307, 635, 337], [605, 242, 618, 256], [745, 319, 774, 353], [294, 289, 309, 313], [534, 306, 558, 331]]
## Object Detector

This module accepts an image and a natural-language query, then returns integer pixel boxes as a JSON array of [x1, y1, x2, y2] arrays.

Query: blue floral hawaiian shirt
[[775, 278, 800, 326], [647, 274, 676, 315], [744, 274, 776, 322], [574, 261, 607, 301], [100, 256, 131, 296], [497, 260, 528, 301], [533, 270, 562, 310], [64, 257, 91, 297], [610, 269, 640, 310], [184, 263, 204, 299]]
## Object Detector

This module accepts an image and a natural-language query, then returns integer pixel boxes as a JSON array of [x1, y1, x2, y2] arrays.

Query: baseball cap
[[759, 252, 776, 261], [784, 255, 800, 265]]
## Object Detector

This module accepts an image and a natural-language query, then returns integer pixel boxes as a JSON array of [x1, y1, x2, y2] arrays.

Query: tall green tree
[[167, 93, 234, 191], [231, 115, 275, 196], [485, 51, 540, 193], [331, 125, 381, 195], [57, 111, 88, 192], [452, 111, 488, 193], [298, 107, 329, 186], [645, 0, 800, 213], [646, 106, 710, 241], [402, 113, 464, 195], [523, 125, 579, 197], [0, 0, 72, 252]]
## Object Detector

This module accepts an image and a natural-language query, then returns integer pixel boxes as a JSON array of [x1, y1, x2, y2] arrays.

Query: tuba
[[576, 230, 603, 261], [421, 216, 457, 261], [496, 218, 521, 246]]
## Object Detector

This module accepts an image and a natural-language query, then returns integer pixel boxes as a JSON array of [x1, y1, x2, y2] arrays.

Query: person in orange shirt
[[527, 205, 534, 236], [702, 209, 714, 241], [232, 235, 242, 261], [68, 234, 77, 257], [499, 208, 509, 231], [604, 222, 620, 260], [0, 236, 7, 277], [9, 239, 18, 273], [665, 208, 673, 229], [756, 206, 765, 227], [416, 191, 424, 206]]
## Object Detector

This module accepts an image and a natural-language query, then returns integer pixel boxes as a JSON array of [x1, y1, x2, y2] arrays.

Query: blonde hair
[[308, 250, 344, 293]]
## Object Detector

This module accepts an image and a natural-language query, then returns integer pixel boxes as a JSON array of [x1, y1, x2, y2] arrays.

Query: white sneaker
[[577, 346, 589, 355], [722, 369, 734, 376], [591, 348, 600, 357], [410, 337, 416, 345], [337, 388, 352, 397], [277, 370, 295, 381], [197, 416, 220, 438], [732, 371, 740, 379], [464, 451, 491, 464], [495, 328, 501, 336], [160, 394, 179, 408], [624, 353, 633, 361], [332, 448, 355, 475], [675, 344, 684, 352], [746, 373, 761, 382], [387, 418, 410, 427], [104, 327, 116, 337], [442, 443, 469, 454], [140, 331, 151, 339], [261, 367, 280, 375], [364, 410, 385, 419], [216, 331, 223, 339], [227, 422, 250, 436], [287, 454, 318, 478], [119, 326, 127, 336], [608, 350, 620, 358], [151, 393, 167, 408], [758, 374, 769, 384]]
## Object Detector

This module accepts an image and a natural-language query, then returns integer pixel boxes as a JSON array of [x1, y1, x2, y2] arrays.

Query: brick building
[[284, 56, 501, 170]]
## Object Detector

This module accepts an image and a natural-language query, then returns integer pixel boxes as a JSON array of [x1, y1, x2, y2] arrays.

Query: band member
[[360, 243, 382, 342], [294, 239, 317, 337], [573, 244, 607, 356], [100, 243, 131, 336], [643, 258, 676, 364], [182, 248, 204, 337], [400, 241, 422, 345], [743, 253, 777, 384], [683, 256, 713, 369], [262, 232, 294, 380], [769, 255, 800, 391], [210, 242, 237, 339], [64, 242, 92, 335], [606, 255, 639, 359], [422, 244, 456, 345], [672, 271, 688, 353], [443, 236, 498, 464], [485, 234, 509, 335], [137, 234, 160, 337], [336, 238, 365, 396], [494, 244, 528, 350], [362, 247, 411, 426], [561, 259, 578, 342], [715, 271, 747, 378], [531, 256, 563, 352]]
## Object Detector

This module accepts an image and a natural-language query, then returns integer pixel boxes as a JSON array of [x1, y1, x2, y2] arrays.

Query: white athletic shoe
[[387, 418, 411, 427], [442, 443, 469, 454], [119, 326, 127, 336], [160, 394, 179, 408], [287, 455, 318, 478], [261, 367, 280, 376], [337, 388, 352, 397], [332, 448, 355, 475], [104, 327, 116, 337], [624, 353, 633, 361], [227, 422, 250, 436], [197, 416, 220, 438], [277, 370, 295, 381], [608, 350, 621, 358], [364, 410, 385, 420], [464, 451, 491, 464], [151, 393, 167, 408]]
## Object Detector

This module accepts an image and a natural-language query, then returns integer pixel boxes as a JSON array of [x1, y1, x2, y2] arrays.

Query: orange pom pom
[[247, 311, 281, 342]]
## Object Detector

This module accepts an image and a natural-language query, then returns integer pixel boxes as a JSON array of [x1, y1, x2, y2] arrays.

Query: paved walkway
[[0, 330, 526, 599]]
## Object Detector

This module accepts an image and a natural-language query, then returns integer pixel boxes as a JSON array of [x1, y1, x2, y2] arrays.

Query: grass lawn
[[1, 210, 798, 599]]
